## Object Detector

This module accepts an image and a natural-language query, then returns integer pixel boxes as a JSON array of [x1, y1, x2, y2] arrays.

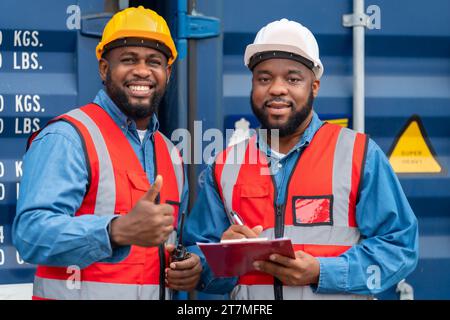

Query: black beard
[[251, 89, 314, 137], [105, 70, 165, 120]]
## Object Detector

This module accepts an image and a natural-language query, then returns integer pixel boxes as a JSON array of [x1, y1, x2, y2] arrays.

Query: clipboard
[[197, 238, 295, 277]]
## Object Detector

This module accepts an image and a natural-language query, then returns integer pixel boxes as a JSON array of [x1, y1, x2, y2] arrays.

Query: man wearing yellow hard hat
[[13, 6, 201, 300]]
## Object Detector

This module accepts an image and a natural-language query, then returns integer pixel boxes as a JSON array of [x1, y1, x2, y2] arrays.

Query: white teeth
[[129, 85, 150, 92]]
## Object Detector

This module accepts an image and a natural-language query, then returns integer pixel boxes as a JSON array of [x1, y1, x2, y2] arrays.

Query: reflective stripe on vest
[[231, 284, 371, 300], [332, 127, 357, 226], [168, 229, 178, 246], [66, 108, 116, 215], [33, 276, 168, 300], [259, 226, 360, 246], [219, 138, 251, 219], [214, 123, 368, 300], [159, 133, 184, 199], [155, 132, 184, 201], [30, 104, 184, 300]]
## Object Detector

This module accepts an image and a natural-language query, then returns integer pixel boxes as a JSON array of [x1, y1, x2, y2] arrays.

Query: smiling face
[[99, 45, 171, 122], [250, 58, 320, 137]]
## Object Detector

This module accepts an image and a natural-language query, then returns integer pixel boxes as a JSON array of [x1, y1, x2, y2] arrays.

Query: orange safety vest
[[213, 123, 370, 300], [28, 104, 184, 300]]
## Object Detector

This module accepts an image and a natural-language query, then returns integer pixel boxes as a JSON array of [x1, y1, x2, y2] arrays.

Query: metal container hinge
[[178, 10, 220, 40], [342, 12, 369, 28], [176, 1, 221, 60]]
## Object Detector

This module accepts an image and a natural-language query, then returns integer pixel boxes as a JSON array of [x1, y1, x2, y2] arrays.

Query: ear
[[166, 64, 172, 84], [98, 58, 109, 83], [312, 79, 320, 98]]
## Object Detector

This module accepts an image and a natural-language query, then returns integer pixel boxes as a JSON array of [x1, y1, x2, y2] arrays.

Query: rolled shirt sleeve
[[13, 121, 130, 269], [314, 139, 419, 295]]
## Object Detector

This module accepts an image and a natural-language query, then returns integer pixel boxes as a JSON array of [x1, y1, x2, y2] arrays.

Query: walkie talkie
[[171, 211, 191, 262]]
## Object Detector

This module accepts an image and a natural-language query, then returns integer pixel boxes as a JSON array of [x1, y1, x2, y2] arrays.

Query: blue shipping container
[[0, 0, 449, 299]]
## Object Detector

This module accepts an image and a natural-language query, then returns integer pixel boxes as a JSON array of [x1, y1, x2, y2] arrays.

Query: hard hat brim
[[244, 43, 323, 79], [96, 29, 177, 64], [101, 37, 173, 62]]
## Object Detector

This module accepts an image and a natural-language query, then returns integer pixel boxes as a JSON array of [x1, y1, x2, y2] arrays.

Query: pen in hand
[[223, 211, 263, 241], [231, 210, 244, 226]]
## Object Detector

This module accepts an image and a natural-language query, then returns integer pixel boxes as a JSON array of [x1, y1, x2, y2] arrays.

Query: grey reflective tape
[[165, 287, 173, 300], [283, 286, 304, 300], [220, 139, 249, 217], [33, 276, 160, 300], [232, 285, 371, 300], [332, 128, 357, 226], [141, 284, 165, 300], [260, 228, 275, 240], [231, 285, 274, 300], [167, 230, 177, 246], [283, 286, 371, 300], [161, 134, 184, 198], [248, 222, 360, 246], [268, 225, 360, 246], [67, 109, 116, 216]]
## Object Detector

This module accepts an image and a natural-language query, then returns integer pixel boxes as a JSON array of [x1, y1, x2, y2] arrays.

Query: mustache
[[124, 78, 157, 87], [263, 97, 293, 108]]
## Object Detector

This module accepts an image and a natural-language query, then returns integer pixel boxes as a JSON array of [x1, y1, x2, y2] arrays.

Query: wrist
[[109, 216, 126, 247], [310, 257, 320, 284]]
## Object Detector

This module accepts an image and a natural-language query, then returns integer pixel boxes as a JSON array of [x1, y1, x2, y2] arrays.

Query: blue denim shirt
[[13, 89, 189, 269], [184, 111, 419, 296]]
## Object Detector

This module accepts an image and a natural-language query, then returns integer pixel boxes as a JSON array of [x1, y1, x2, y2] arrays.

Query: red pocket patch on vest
[[292, 195, 333, 226]]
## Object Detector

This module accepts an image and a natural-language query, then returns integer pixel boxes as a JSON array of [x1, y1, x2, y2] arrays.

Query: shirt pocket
[[126, 171, 150, 207], [127, 172, 180, 227], [235, 183, 272, 227]]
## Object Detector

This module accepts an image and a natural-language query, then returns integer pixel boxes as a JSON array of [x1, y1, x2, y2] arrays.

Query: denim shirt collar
[[256, 111, 323, 158], [93, 89, 160, 134]]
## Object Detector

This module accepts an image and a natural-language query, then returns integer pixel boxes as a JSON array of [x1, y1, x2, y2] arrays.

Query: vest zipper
[[270, 169, 284, 300], [274, 203, 285, 300], [271, 147, 304, 300]]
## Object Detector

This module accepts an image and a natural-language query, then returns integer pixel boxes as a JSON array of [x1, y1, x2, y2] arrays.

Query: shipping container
[[0, 0, 448, 299]]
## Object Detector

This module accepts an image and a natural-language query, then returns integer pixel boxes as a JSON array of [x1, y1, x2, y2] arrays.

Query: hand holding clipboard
[[198, 210, 295, 277], [197, 237, 295, 277]]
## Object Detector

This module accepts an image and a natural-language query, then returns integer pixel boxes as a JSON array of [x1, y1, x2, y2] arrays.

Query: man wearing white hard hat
[[185, 19, 418, 299]]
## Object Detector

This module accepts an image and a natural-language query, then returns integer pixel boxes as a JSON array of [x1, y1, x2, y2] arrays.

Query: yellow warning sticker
[[388, 115, 442, 173], [325, 118, 348, 128]]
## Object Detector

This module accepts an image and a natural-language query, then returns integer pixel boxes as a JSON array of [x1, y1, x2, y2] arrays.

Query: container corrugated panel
[[215, 0, 450, 299], [0, 0, 105, 297]]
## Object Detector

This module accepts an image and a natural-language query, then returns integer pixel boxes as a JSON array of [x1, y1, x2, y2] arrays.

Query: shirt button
[[277, 163, 282, 168]]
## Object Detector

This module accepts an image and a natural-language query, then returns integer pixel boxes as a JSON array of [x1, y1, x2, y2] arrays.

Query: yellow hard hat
[[96, 6, 177, 65]]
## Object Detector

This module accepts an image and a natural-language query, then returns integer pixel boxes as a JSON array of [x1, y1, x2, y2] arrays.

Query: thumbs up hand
[[143, 174, 163, 203], [109, 175, 175, 247]]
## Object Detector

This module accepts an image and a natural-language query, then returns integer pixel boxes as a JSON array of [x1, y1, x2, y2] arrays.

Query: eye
[[121, 57, 136, 64], [258, 76, 271, 84], [148, 59, 162, 67], [287, 77, 302, 84]]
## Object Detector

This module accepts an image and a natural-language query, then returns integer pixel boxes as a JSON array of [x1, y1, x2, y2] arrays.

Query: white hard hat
[[244, 18, 324, 79]]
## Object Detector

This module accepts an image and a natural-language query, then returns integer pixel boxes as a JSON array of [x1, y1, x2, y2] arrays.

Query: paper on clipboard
[[197, 238, 295, 277]]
